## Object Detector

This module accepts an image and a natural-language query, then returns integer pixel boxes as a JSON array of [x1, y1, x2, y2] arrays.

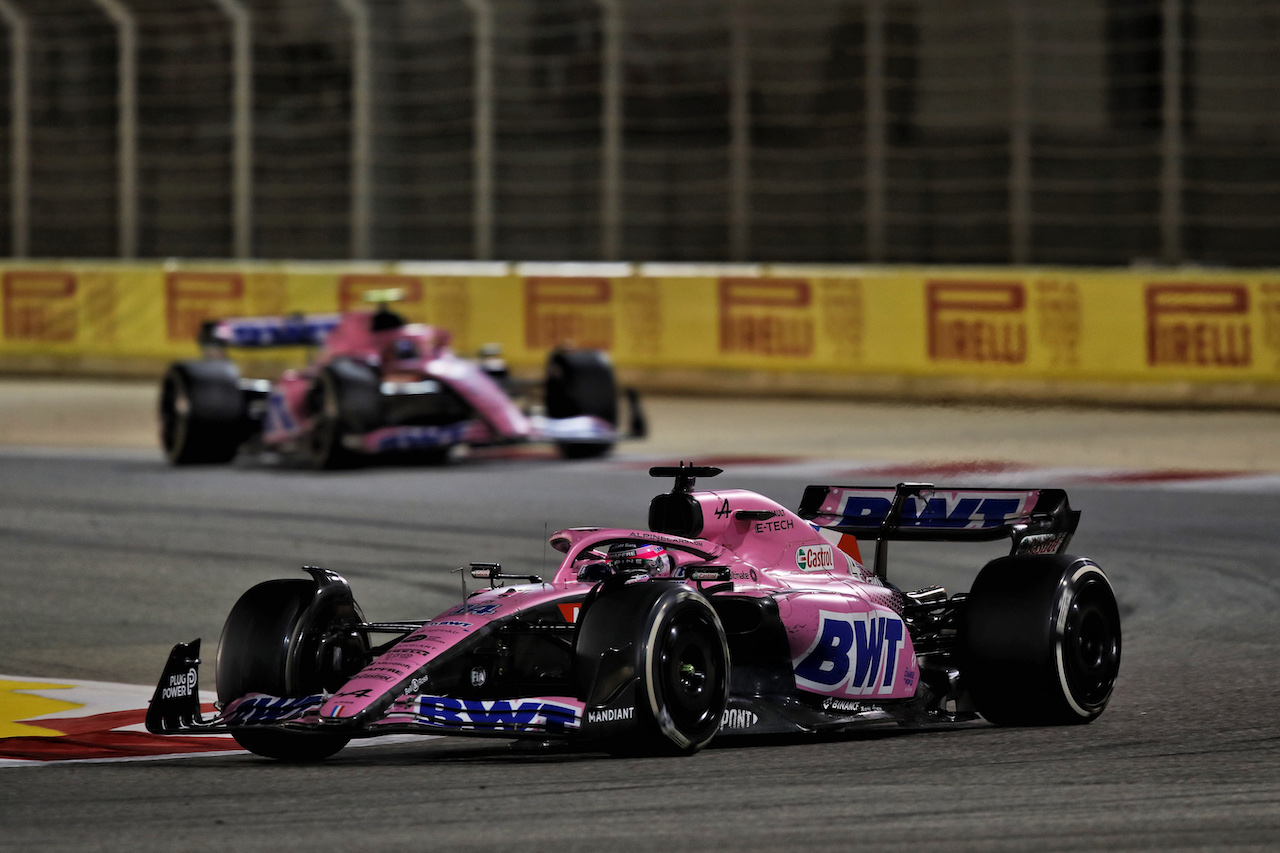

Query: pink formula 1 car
[[159, 301, 643, 468], [147, 466, 1121, 759]]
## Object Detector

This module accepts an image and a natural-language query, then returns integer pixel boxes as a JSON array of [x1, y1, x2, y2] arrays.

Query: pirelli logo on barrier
[[339, 275, 424, 312], [1146, 284, 1251, 368], [927, 281, 1027, 364], [165, 273, 245, 342], [2, 272, 78, 342], [719, 278, 813, 357], [525, 278, 613, 350]]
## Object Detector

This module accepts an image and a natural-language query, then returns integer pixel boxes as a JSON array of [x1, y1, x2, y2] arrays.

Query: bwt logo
[[415, 696, 581, 733], [2, 272, 78, 342], [1146, 284, 1251, 368], [338, 275, 423, 312], [927, 281, 1027, 364], [226, 695, 321, 725], [525, 277, 614, 350], [796, 543, 835, 572], [165, 273, 244, 342], [718, 278, 814, 357], [794, 610, 906, 696], [838, 493, 1028, 530]]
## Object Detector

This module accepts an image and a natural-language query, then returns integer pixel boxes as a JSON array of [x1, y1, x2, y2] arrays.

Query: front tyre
[[641, 590, 730, 753], [216, 578, 367, 761], [306, 360, 381, 469], [961, 554, 1121, 726], [577, 582, 730, 755]]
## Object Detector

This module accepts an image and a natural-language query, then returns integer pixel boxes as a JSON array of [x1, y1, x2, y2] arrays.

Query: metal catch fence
[[0, 0, 1277, 265]]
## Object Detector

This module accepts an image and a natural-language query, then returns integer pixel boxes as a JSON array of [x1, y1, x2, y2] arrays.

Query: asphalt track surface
[[2, 386, 1280, 851]]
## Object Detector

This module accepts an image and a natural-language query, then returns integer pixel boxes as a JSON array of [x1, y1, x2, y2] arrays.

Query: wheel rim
[[308, 378, 340, 463], [1060, 578, 1121, 709], [284, 600, 368, 697], [160, 374, 189, 455], [656, 610, 721, 732], [307, 624, 368, 694]]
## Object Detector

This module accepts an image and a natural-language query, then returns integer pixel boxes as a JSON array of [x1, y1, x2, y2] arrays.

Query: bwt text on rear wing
[[199, 314, 342, 349], [798, 482, 1080, 580]]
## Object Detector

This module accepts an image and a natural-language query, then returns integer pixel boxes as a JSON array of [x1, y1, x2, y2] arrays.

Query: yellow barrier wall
[[1, 261, 1278, 401]]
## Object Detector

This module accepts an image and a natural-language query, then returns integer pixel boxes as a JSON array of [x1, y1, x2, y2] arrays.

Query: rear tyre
[[961, 554, 1121, 726], [544, 349, 618, 459], [577, 581, 730, 755], [159, 360, 247, 465], [306, 360, 381, 469], [216, 579, 367, 761]]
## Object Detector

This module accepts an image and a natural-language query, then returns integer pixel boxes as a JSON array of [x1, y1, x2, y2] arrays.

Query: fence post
[[1160, 0, 1183, 264], [91, 0, 138, 258], [865, 0, 886, 262], [1009, 0, 1032, 263], [465, 0, 495, 261], [597, 0, 622, 261], [0, 0, 28, 258], [209, 0, 253, 259], [338, 0, 373, 260], [728, 3, 751, 262]]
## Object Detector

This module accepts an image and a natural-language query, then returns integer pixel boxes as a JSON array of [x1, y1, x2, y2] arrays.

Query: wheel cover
[[159, 375, 189, 455], [1058, 576, 1121, 712], [655, 610, 722, 733], [298, 620, 367, 695], [307, 377, 341, 462]]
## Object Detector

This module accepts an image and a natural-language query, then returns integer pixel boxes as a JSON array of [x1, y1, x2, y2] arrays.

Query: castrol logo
[[796, 543, 835, 572]]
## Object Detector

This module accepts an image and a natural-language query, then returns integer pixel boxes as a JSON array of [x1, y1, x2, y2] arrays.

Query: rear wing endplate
[[798, 482, 1080, 580], [199, 314, 341, 349]]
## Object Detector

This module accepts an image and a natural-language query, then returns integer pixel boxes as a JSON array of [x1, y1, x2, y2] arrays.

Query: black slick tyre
[[576, 580, 730, 755], [159, 360, 247, 465], [544, 349, 618, 459], [215, 579, 367, 761], [960, 554, 1121, 726], [306, 360, 381, 469]]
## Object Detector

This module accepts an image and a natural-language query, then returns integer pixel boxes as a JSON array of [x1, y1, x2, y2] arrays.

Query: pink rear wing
[[199, 314, 342, 348], [798, 482, 1080, 557]]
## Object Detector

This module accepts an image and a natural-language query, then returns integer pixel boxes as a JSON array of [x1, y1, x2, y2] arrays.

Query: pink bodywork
[[317, 485, 920, 725], [259, 312, 536, 448]]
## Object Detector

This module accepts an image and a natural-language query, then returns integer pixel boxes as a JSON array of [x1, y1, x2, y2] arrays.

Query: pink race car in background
[[159, 300, 643, 468], [147, 465, 1121, 759]]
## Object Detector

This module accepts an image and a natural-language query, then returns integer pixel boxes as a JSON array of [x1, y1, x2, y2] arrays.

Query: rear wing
[[797, 482, 1080, 580], [198, 314, 341, 349]]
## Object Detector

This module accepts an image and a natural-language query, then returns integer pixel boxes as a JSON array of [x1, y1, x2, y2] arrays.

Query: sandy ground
[[1, 377, 1278, 471]]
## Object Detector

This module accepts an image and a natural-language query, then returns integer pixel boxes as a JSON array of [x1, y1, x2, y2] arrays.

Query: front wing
[[146, 640, 976, 746], [146, 642, 585, 740]]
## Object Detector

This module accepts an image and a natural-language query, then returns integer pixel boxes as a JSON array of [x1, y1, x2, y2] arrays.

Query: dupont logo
[[338, 275, 424, 312], [796, 543, 835, 572], [525, 277, 613, 350], [718, 278, 813, 357], [3, 272, 78, 342], [165, 272, 244, 342], [1146, 284, 1251, 368], [927, 281, 1027, 364]]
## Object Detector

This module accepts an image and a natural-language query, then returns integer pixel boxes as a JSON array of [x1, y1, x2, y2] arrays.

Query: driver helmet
[[605, 542, 671, 577]]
